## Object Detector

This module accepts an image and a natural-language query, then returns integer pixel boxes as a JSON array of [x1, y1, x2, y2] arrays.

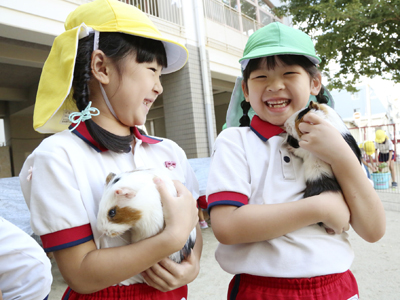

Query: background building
[[0, 0, 283, 176], [1, 0, 397, 180]]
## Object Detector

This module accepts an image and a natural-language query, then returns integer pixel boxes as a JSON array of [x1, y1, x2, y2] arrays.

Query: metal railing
[[118, 0, 183, 26], [203, 0, 280, 35]]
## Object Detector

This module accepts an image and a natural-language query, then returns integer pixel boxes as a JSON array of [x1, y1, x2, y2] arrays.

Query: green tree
[[274, 0, 400, 92]]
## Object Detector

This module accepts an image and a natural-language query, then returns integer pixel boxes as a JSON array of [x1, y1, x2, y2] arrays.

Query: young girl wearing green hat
[[207, 22, 385, 299], [19, 0, 202, 299]]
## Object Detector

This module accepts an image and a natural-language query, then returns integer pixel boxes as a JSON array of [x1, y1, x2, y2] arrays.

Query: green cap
[[240, 22, 321, 70]]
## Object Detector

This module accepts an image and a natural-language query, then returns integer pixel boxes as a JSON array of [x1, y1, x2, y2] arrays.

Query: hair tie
[[68, 101, 100, 131]]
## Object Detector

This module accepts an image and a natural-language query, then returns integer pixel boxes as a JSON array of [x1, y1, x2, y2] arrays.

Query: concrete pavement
[[48, 191, 400, 299]]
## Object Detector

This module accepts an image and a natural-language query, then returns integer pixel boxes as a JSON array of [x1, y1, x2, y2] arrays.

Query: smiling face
[[108, 54, 163, 127], [242, 56, 321, 128]]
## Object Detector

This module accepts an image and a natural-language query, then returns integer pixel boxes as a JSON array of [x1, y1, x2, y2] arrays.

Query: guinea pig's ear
[[115, 188, 137, 202], [105, 172, 117, 185], [308, 101, 320, 110]]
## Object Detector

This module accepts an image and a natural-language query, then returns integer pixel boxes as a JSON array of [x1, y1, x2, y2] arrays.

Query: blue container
[[371, 173, 391, 190]]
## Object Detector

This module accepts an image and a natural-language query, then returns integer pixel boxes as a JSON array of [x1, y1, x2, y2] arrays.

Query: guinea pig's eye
[[108, 207, 117, 218], [113, 177, 120, 184]]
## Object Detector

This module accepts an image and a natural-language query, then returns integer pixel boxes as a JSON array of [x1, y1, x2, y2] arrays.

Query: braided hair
[[72, 32, 167, 153], [239, 100, 251, 127], [240, 55, 327, 127]]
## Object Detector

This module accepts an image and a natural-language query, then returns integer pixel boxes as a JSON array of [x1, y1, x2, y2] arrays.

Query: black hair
[[72, 32, 167, 153], [239, 55, 327, 127], [239, 100, 251, 127]]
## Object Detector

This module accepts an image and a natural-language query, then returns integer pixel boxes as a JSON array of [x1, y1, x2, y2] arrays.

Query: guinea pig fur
[[97, 168, 196, 266], [284, 101, 362, 199]]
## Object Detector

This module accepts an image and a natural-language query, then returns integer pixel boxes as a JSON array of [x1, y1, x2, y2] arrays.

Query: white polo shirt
[[0, 217, 52, 300], [207, 116, 353, 278], [375, 138, 394, 154], [19, 123, 199, 285]]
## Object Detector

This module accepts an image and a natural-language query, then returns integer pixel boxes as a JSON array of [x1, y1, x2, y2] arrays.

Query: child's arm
[[298, 113, 386, 243], [53, 180, 199, 294], [211, 191, 350, 245], [141, 224, 202, 291], [374, 149, 379, 164]]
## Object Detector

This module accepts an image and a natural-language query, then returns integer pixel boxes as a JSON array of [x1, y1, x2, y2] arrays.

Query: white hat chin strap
[[93, 30, 119, 121], [98, 82, 119, 120]]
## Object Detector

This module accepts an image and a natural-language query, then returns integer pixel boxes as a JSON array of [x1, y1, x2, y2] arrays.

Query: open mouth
[[143, 99, 153, 108], [265, 99, 290, 108]]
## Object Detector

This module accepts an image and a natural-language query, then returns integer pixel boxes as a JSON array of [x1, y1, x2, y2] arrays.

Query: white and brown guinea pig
[[284, 101, 362, 199], [97, 168, 196, 264]]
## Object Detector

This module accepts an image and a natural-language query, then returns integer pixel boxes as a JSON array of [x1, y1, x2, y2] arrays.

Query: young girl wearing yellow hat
[[207, 22, 385, 299], [375, 130, 397, 187], [19, 0, 201, 299]]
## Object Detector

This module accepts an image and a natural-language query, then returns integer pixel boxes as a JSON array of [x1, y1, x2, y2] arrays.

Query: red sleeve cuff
[[41, 224, 93, 252], [207, 191, 248, 212]]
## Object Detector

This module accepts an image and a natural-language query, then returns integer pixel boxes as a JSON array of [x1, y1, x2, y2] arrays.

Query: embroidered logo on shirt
[[165, 161, 176, 170], [347, 295, 359, 300]]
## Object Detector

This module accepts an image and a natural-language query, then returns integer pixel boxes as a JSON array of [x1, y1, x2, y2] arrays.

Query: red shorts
[[227, 270, 359, 300], [62, 284, 187, 300], [197, 195, 208, 210]]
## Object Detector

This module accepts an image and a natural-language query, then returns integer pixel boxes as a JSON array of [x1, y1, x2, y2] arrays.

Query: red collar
[[250, 115, 285, 141], [70, 122, 162, 152]]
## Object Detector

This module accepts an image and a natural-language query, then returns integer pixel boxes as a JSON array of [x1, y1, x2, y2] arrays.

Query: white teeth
[[266, 100, 289, 108]]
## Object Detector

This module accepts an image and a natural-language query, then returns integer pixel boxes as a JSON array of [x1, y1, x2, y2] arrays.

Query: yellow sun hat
[[375, 130, 387, 143], [34, 0, 188, 134], [363, 141, 375, 155]]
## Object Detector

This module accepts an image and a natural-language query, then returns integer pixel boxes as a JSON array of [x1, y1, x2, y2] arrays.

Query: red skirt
[[197, 195, 208, 210], [227, 270, 359, 300], [62, 284, 187, 300]]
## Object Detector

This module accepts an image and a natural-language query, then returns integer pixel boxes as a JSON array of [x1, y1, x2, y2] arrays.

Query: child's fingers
[[301, 111, 323, 124], [153, 177, 174, 206], [172, 180, 195, 202], [141, 265, 173, 292]]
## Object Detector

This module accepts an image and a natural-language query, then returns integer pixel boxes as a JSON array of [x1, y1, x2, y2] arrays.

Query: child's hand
[[297, 112, 351, 166], [154, 178, 198, 249], [317, 192, 350, 234], [141, 249, 200, 292]]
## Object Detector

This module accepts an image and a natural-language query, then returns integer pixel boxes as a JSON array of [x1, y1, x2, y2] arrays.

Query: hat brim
[[375, 137, 386, 143], [89, 25, 188, 75], [239, 46, 321, 70]]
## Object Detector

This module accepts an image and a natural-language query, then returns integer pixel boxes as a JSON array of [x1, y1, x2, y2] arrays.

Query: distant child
[[359, 141, 377, 177], [375, 129, 397, 187], [206, 22, 385, 300], [19, 0, 201, 299]]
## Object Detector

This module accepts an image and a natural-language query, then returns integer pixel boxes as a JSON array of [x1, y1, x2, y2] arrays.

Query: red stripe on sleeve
[[41, 224, 93, 249], [208, 192, 248, 206]]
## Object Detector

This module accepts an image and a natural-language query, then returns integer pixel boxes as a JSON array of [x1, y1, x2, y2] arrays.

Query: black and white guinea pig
[[284, 101, 362, 199], [97, 168, 196, 264]]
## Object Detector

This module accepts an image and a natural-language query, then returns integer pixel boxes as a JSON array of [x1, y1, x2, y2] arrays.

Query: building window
[[259, 10, 272, 26], [240, 0, 256, 20], [221, 0, 239, 10], [258, 0, 272, 12]]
